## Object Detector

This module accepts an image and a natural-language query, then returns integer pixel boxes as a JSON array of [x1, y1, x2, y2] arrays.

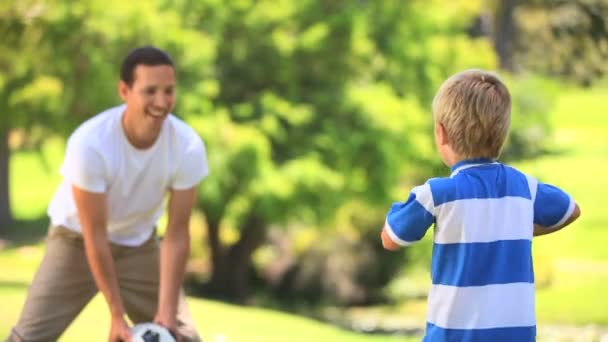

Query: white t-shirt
[[47, 105, 209, 246]]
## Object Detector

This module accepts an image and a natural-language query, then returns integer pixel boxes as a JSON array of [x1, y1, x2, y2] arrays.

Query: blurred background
[[1, 0, 607, 341]]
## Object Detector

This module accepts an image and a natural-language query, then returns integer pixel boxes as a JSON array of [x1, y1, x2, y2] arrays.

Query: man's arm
[[155, 186, 197, 334], [72, 186, 131, 341], [534, 203, 581, 237]]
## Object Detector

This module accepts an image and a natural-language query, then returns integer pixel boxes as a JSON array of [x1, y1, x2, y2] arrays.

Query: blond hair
[[432, 69, 511, 159]]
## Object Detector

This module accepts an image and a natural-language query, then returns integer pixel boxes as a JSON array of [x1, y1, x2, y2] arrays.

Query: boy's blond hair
[[432, 69, 511, 159]]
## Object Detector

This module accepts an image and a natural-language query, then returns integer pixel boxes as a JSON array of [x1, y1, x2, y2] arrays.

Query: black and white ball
[[131, 323, 176, 342]]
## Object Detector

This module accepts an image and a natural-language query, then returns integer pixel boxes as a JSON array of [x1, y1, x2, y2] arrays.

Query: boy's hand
[[381, 228, 400, 251]]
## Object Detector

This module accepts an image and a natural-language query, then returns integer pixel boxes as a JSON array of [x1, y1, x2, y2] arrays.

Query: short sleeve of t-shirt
[[533, 182, 574, 228], [61, 138, 106, 193], [384, 183, 435, 245], [171, 136, 209, 190]]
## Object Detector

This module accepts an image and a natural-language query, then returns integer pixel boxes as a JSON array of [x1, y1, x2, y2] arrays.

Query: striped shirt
[[384, 158, 575, 342]]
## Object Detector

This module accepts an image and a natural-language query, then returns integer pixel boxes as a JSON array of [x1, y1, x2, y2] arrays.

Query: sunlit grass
[[517, 87, 608, 274], [522, 88, 608, 326], [10, 138, 64, 220], [536, 264, 608, 325]]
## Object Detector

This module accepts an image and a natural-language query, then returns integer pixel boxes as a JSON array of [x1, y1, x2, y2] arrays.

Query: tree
[[486, 0, 608, 83], [2, 0, 551, 302], [493, 0, 518, 71], [179, 0, 495, 301], [0, 1, 64, 228]]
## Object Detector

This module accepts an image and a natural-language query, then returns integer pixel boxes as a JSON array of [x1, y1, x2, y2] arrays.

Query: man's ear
[[118, 80, 129, 102], [435, 122, 449, 146]]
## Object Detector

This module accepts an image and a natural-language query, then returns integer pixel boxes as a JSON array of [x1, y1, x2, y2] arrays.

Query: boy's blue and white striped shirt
[[384, 158, 575, 342]]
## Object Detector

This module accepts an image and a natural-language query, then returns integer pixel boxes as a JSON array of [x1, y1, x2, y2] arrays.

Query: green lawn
[[519, 87, 608, 325], [10, 138, 64, 221]]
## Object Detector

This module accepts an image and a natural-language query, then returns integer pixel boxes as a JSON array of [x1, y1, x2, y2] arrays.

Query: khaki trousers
[[6, 226, 201, 342]]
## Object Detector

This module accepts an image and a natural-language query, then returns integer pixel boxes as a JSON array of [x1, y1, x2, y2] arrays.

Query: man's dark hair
[[120, 46, 174, 86]]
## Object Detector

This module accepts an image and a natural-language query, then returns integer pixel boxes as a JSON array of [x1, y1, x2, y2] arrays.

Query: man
[[6, 46, 207, 342]]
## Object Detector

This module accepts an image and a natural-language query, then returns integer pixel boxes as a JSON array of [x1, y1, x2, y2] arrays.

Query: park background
[[1, 0, 607, 341]]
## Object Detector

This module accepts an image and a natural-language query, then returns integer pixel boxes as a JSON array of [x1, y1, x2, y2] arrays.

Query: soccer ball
[[131, 323, 176, 342]]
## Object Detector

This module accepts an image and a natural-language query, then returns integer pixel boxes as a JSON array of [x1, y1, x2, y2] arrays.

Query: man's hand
[[154, 314, 181, 342], [109, 315, 132, 342]]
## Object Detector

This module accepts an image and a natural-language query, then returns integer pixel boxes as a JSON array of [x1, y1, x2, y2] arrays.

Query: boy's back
[[426, 159, 537, 340], [380, 69, 579, 341], [384, 158, 574, 341]]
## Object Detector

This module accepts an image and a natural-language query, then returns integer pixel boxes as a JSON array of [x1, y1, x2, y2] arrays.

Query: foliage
[[484, 0, 608, 85], [501, 75, 560, 160], [177, 0, 511, 299], [0, 0, 567, 300], [515, 0, 608, 85]]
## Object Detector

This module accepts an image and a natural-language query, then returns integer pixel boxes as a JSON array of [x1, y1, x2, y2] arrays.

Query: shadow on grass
[[0, 280, 30, 290], [501, 144, 574, 164], [0, 215, 49, 249]]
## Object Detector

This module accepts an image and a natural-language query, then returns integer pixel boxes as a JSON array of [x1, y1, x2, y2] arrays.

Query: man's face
[[119, 64, 176, 128]]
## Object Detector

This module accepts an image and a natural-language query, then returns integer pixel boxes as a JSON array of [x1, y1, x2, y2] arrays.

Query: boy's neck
[[446, 157, 463, 168], [449, 157, 497, 172], [439, 143, 496, 169], [439, 147, 463, 168]]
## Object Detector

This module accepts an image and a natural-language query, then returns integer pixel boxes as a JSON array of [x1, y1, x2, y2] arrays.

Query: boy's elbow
[[571, 203, 581, 221], [382, 239, 400, 251], [380, 229, 400, 251], [560, 203, 581, 230]]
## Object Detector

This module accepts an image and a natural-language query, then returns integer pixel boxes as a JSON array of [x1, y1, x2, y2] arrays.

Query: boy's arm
[[534, 203, 581, 237], [531, 178, 580, 237], [380, 184, 435, 251], [381, 227, 400, 251]]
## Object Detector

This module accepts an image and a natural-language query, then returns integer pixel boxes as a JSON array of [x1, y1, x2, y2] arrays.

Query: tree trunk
[[204, 212, 266, 302], [205, 220, 228, 296], [494, 0, 518, 71], [0, 128, 12, 231], [225, 213, 266, 301]]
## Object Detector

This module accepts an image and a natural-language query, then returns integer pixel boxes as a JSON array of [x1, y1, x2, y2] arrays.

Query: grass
[[520, 87, 608, 257], [519, 87, 608, 325], [9, 138, 64, 220]]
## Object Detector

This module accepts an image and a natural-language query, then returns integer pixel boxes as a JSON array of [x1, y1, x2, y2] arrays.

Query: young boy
[[380, 69, 580, 341]]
